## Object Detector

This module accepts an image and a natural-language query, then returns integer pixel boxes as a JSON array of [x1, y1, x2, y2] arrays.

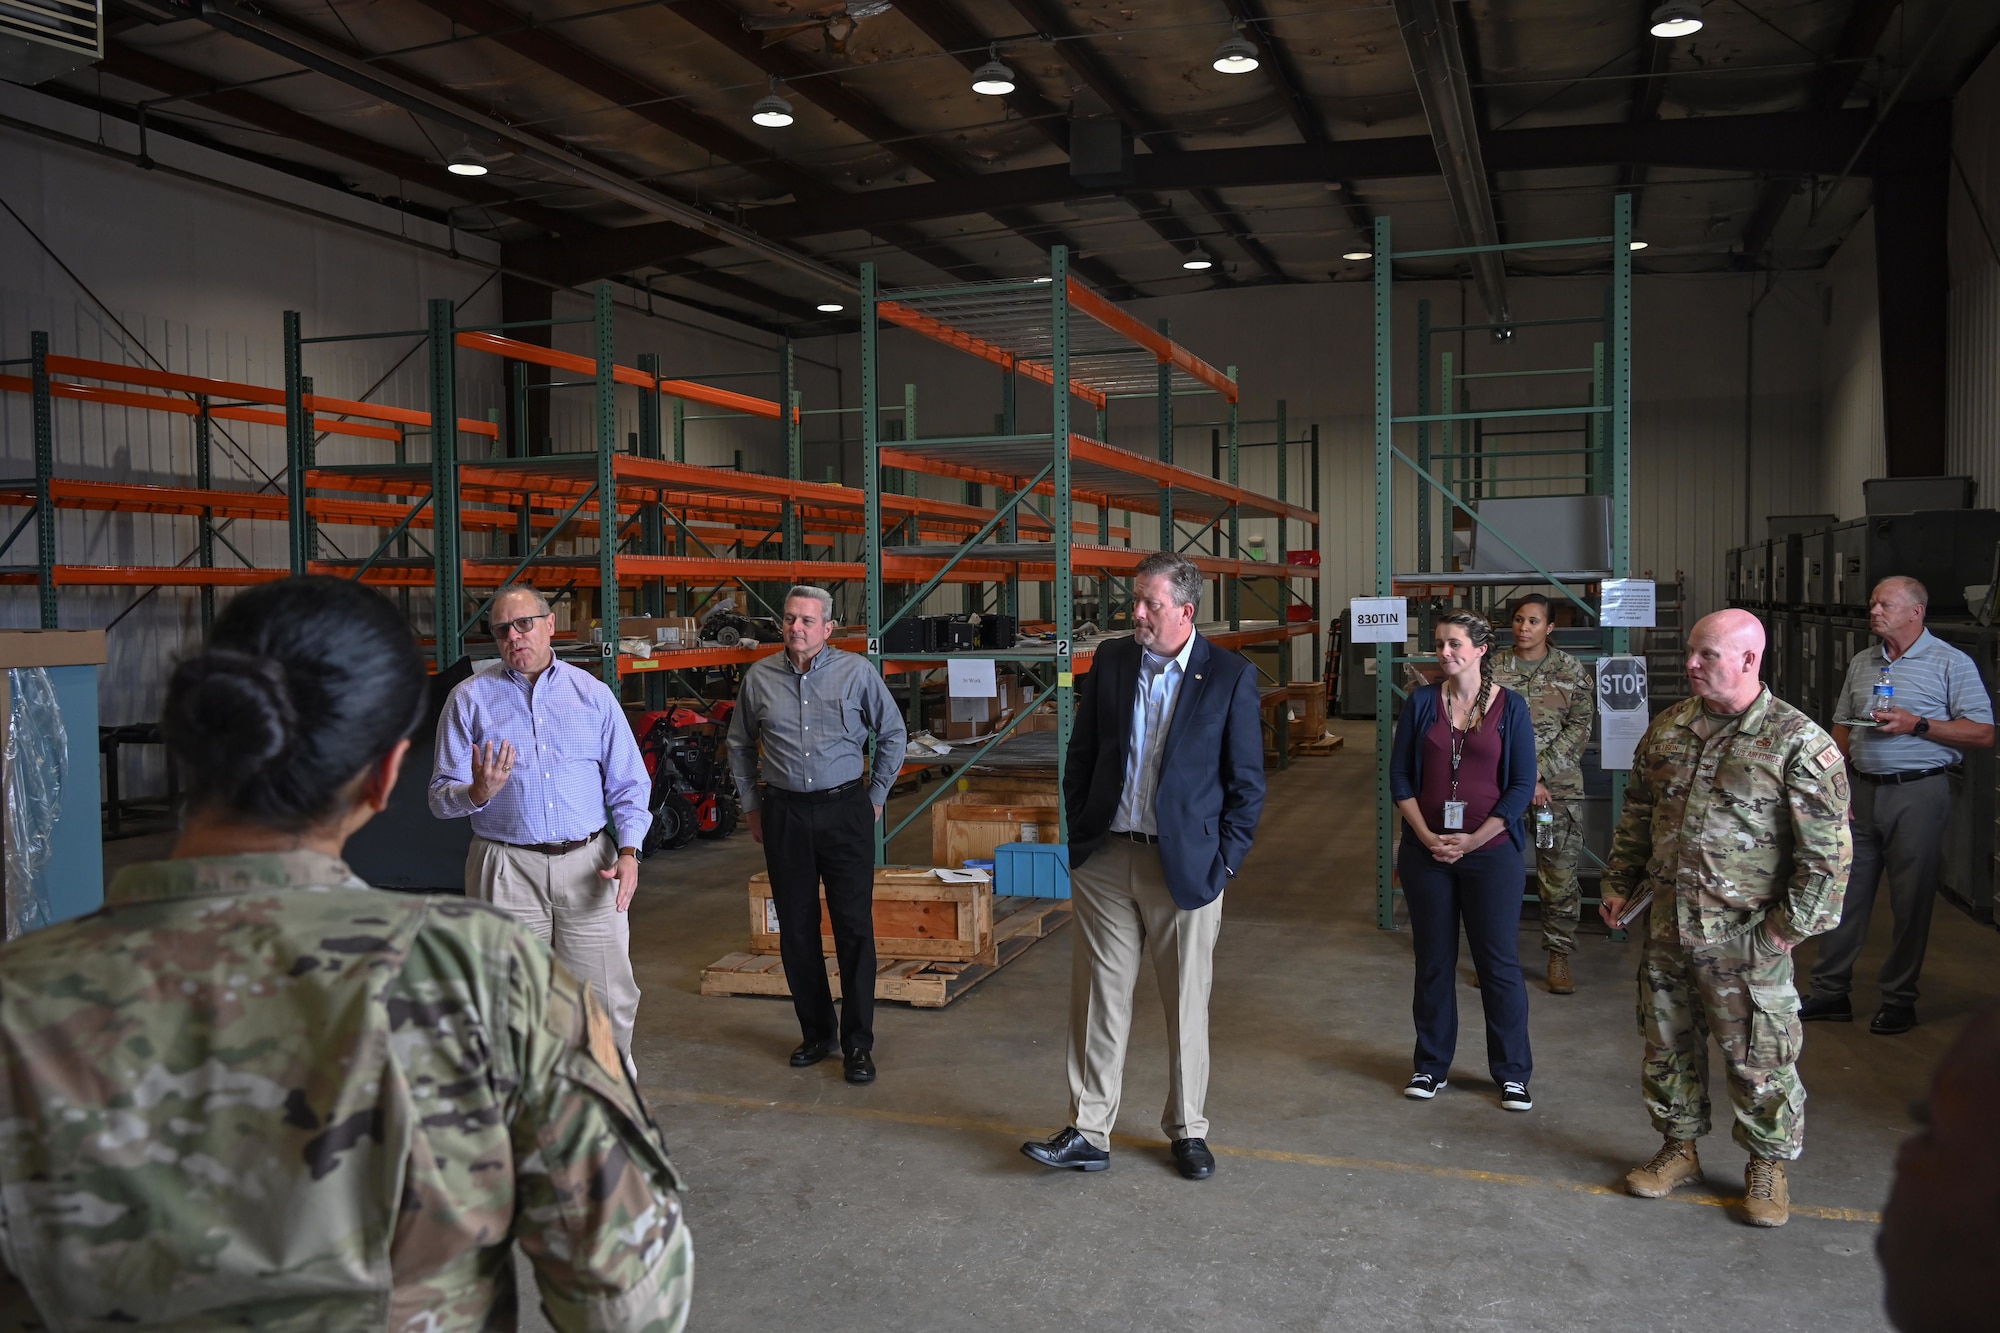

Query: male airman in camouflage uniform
[[0, 850, 693, 1331], [1492, 594, 1596, 994], [1601, 609, 1851, 1228]]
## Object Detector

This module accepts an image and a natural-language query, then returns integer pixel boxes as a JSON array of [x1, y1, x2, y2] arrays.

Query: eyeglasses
[[491, 612, 552, 639]]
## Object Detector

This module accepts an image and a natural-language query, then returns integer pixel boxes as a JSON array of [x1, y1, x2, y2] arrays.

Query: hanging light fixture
[[1648, 1, 1703, 38], [447, 144, 488, 176], [971, 45, 1016, 96], [1212, 23, 1259, 75], [751, 79, 795, 128], [1342, 249, 1373, 261], [1629, 240, 1649, 251], [816, 302, 845, 312], [1183, 245, 1214, 271]]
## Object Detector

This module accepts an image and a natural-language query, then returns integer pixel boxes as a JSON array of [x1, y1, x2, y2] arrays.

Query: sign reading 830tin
[[1348, 597, 1408, 643]]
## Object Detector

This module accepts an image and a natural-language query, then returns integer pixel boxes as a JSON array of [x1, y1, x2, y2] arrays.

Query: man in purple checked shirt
[[430, 584, 653, 1054]]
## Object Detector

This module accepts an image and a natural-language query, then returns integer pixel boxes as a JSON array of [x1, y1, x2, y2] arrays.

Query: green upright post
[[195, 396, 214, 633], [395, 423, 412, 621], [1226, 366, 1240, 630], [1002, 365, 1019, 620], [428, 297, 463, 670], [1157, 319, 1174, 551], [511, 361, 529, 458], [861, 263, 886, 865], [1373, 215, 1396, 931], [283, 311, 308, 577], [1274, 396, 1290, 768], [636, 354, 666, 707], [1051, 247, 1074, 844], [593, 283, 619, 689], [1310, 423, 1322, 704], [780, 341, 800, 561], [1416, 300, 1432, 573], [1611, 194, 1635, 829], [29, 332, 55, 628]]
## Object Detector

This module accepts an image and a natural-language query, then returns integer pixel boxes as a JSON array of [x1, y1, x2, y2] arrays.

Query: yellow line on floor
[[643, 1085, 1881, 1226]]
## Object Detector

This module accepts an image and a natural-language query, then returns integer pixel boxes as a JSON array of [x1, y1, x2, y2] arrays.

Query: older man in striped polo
[[1803, 576, 1995, 1035], [430, 584, 654, 1054]]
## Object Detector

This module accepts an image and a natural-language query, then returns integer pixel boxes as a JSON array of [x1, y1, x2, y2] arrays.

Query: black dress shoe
[[1871, 1005, 1916, 1036], [1800, 994, 1852, 1023], [1021, 1127, 1110, 1171], [789, 1039, 834, 1067], [843, 1049, 877, 1084], [1171, 1138, 1216, 1180]]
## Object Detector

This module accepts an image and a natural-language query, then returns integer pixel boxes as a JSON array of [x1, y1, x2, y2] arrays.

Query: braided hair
[[1435, 609, 1498, 720]]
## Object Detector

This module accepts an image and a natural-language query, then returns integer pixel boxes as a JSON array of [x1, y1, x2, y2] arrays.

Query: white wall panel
[[1949, 42, 2000, 503]]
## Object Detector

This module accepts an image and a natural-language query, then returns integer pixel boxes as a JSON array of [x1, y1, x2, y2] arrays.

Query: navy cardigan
[[1389, 682, 1540, 851]]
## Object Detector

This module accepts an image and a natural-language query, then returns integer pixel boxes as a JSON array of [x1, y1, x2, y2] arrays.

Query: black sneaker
[[1404, 1073, 1446, 1100], [1500, 1081, 1533, 1112]]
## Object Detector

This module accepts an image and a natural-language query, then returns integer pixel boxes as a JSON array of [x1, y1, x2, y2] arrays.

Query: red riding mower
[[634, 702, 740, 853]]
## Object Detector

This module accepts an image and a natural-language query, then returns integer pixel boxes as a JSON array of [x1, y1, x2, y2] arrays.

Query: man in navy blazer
[[1022, 550, 1266, 1180]]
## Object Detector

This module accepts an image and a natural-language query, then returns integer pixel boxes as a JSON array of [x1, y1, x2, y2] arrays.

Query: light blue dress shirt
[[1111, 632, 1198, 836]]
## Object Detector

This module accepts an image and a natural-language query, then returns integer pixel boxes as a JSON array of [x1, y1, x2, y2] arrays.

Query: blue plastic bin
[[995, 842, 1070, 899]]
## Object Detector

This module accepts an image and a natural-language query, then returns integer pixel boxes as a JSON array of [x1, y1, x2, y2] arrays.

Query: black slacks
[[762, 786, 876, 1053], [1397, 834, 1533, 1085]]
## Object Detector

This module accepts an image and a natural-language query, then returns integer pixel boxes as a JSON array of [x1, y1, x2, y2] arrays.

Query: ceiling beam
[[1394, 0, 1509, 323], [1740, 0, 1903, 260], [1002, 0, 1286, 283], [1219, 0, 1375, 242], [96, 40, 578, 234], [664, 0, 1128, 294], [1617, 13, 1676, 208], [402, 0, 996, 284], [509, 107, 1888, 286]]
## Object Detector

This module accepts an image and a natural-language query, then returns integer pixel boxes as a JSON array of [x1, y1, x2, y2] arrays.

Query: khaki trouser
[[467, 832, 640, 1053], [1067, 835, 1224, 1152]]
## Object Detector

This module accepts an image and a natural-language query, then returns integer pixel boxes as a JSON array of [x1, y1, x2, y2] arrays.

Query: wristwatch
[[1914, 717, 1930, 736]]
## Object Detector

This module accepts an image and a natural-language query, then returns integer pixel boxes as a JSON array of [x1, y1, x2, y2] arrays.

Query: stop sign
[[1598, 656, 1648, 711]]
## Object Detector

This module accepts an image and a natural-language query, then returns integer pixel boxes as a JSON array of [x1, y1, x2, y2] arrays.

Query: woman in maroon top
[[1388, 611, 1539, 1110]]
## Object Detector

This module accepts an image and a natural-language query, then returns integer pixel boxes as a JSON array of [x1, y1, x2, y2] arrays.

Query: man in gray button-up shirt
[[727, 585, 907, 1083]]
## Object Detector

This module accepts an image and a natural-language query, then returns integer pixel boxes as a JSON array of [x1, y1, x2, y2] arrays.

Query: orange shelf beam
[[453, 331, 797, 422]]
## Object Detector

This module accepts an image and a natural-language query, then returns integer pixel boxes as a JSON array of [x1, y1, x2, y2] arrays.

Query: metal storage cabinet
[[1769, 610, 1801, 704], [1744, 540, 1772, 608], [1927, 622, 1997, 921], [1801, 529, 1833, 608], [1726, 547, 1744, 606], [1797, 613, 1831, 725], [1829, 511, 2000, 614], [1770, 533, 1803, 607]]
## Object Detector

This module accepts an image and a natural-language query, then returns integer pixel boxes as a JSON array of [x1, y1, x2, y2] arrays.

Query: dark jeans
[[1398, 834, 1533, 1085], [763, 787, 877, 1053], [1808, 771, 1952, 1009]]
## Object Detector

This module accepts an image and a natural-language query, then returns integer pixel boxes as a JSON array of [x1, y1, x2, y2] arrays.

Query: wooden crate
[[746, 867, 994, 963], [702, 897, 1071, 1009], [936, 804, 1060, 871], [927, 777, 1059, 866]]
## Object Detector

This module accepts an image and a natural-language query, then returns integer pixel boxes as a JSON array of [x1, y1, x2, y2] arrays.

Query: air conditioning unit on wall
[[0, 0, 102, 87]]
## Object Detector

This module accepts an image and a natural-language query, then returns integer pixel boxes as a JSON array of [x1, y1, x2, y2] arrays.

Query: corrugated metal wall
[[1948, 43, 2000, 501]]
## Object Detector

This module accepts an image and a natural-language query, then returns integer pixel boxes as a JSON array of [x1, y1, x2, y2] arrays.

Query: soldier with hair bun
[[0, 576, 691, 1331]]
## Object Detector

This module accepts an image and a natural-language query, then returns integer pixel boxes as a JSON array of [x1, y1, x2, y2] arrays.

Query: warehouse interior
[[5, 0, 2000, 1328]]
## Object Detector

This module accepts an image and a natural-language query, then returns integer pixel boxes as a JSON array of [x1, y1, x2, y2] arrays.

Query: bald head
[[1684, 609, 1766, 713], [1880, 1008, 2000, 1331], [1870, 576, 1929, 649]]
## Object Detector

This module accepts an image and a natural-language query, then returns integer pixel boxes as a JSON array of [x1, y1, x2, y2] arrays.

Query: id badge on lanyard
[[1442, 800, 1467, 831], [1444, 689, 1480, 833]]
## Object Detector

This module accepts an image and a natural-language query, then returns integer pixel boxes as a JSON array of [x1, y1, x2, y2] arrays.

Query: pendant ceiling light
[[1212, 23, 1259, 75], [971, 46, 1016, 96], [751, 79, 795, 128], [1648, 1, 1703, 38], [1183, 246, 1214, 271]]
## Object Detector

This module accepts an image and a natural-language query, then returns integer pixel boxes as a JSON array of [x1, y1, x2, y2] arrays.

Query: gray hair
[[490, 584, 552, 617], [1876, 575, 1930, 610], [1135, 550, 1203, 613], [783, 585, 836, 621]]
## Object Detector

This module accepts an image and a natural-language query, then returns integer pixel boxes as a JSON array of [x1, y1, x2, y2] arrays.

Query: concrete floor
[[106, 728, 1977, 1331]]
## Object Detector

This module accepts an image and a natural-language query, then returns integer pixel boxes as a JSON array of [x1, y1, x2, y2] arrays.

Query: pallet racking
[[1370, 197, 1635, 930]]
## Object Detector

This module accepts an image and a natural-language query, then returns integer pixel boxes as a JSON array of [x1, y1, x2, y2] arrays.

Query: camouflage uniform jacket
[[0, 851, 691, 1333], [1492, 647, 1595, 799], [1605, 688, 1853, 949]]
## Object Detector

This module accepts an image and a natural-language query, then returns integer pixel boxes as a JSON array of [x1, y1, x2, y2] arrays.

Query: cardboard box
[[621, 615, 700, 646]]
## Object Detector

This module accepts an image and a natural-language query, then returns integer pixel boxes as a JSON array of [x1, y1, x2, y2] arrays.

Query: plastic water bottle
[[1872, 665, 1894, 716], [1534, 806, 1556, 849]]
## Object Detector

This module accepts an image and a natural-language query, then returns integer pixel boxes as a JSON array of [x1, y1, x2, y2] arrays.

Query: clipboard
[[1613, 889, 1653, 929]]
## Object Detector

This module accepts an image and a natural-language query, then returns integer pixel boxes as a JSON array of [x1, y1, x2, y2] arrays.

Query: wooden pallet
[[1295, 731, 1346, 756], [701, 896, 1071, 1009]]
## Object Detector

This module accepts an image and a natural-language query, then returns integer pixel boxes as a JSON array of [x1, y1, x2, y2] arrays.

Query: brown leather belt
[[1113, 829, 1160, 845], [499, 828, 605, 855], [1853, 765, 1957, 786]]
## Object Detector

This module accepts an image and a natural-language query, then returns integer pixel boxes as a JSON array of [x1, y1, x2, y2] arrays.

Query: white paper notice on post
[[1600, 579, 1657, 628], [1349, 597, 1409, 643], [947, 657, 998, 698], [1596, 654, 1650, 769]]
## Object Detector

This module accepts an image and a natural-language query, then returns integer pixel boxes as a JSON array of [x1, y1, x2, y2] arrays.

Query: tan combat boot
[[1547, 953, 1575, 994], [1626, 1137, 1702, 1197], [1739, 1158, 1790, 1227]]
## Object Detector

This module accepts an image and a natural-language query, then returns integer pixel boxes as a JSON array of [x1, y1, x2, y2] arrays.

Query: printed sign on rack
[[1596, 654, 1650, 769], [1600, 579, 1657, 628], [1349, 597, 1409, 643], [947, 658, 998, 698]]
